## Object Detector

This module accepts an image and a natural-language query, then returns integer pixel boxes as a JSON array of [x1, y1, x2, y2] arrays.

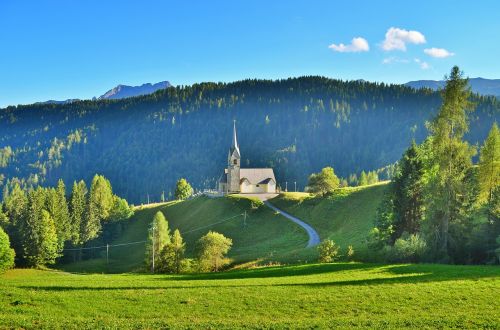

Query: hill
[[61, 194, 310, 273], [1, 76, 498, 203], [60, 183, 387, 273], [273, 182, 389, 256], [405, 77, 500, 97], [1, 263, 499, 328]]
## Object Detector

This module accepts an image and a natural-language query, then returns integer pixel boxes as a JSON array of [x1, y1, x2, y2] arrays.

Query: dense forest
[[1, 76, 498, 203]]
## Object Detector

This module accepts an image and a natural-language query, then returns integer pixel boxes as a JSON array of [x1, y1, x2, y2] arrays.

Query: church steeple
[[230, 120, 240, 158], [227, 120, 241, 193]]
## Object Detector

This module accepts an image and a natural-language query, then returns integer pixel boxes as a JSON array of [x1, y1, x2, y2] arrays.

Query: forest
[[1, 76, 498, 204]]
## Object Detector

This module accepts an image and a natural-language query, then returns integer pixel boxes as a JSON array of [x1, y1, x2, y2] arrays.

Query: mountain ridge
[[405, 77, 500, 97]]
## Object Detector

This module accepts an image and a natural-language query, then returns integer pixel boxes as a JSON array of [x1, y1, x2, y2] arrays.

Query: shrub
[[346, 245, 355, 261], [317, 239, 340, 263], [389, 233, 427, 263], [0, 227, 15, 273]]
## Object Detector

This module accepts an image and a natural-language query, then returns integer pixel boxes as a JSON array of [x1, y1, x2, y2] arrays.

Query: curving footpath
[[264, 201, 320, 248]]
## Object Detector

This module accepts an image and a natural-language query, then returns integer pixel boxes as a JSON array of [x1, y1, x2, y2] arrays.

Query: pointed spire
[[232, 120, 239, 150], [230, 120, 240, 158]]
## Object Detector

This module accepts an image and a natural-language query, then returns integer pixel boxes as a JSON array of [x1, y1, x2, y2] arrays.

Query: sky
[[1, 0, 499, 107]]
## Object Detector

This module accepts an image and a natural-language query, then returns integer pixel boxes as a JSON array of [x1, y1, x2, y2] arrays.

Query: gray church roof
[[239, 168, 276, 184]]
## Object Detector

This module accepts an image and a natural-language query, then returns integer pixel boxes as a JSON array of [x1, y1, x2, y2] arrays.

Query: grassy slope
[[1, 263, 499, 329], [62, 196, 309, 273], [271, 182, 389, 254]]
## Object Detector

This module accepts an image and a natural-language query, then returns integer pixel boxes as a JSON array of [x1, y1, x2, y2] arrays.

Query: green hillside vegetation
[[1, 76, 498, 204], [1, 263, 499, 328], [60, 183, 387, 273], [61, 195, 309, 273], [272, 182, 389, 256]]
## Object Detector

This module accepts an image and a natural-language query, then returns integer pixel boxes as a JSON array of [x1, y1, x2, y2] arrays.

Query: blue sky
[[1, 0, 499, 107]]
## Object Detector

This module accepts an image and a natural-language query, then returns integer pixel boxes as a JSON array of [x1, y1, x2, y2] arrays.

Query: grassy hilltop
[[61, 183, 388, 273], [1, 263, 499, 329]]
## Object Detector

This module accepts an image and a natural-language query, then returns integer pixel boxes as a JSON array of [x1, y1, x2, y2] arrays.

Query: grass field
[[1, 263, 499, 329], [61, 195, 309, 273], [272, 182, 389, 255]]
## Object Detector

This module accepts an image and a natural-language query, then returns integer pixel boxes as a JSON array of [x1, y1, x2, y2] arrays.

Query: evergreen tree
[[145, 211, 171, 272], [306, 167, 340, 195], [359, 171, 368, 186], [45, 180, 71, 250], [159, 229, 185, 273], [391, 141, 425, 240], [22, 189, 59, 267], [478, 123, 500, 211], [82, 175, 113, 243], [0, 226, 15, 272], [174, 178, 193, 200], [2, 183, 27, 262], [426, 66, 476, 261], [196, 231, 232, 272], [69, 180, 88, 246]]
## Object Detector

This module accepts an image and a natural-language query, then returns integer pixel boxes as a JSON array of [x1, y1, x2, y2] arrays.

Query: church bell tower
[[227, 120, 241, 193]]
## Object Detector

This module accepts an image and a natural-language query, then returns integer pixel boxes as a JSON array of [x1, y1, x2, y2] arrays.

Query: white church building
[[218, 122, 277, 194]]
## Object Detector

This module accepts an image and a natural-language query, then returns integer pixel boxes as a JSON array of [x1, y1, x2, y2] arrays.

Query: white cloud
[[328, 37, 369, 53], [424, 47, 455, 58], [414, 58, 430, 70], [382, 27, 426, 51]]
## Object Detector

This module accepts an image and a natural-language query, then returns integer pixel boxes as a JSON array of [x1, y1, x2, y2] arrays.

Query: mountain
[[405, 77, 500, 97], [35, 99, 80, 105], [0, 76, 498, 203], [98, 81, 172, 100]]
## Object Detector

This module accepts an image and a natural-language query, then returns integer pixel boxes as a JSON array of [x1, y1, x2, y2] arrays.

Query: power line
[[62, 213, 245, 252]]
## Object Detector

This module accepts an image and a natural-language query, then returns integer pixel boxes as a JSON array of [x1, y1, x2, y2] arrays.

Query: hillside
[[61, 184, 387, 273], [61, 195, 310, 273], [2, 263, 499, 328], [1, 76, 498, 203], [272, 182, 389, 255]]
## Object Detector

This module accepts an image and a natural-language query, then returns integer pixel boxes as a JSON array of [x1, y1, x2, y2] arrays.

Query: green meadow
[[1, 263, 499, 329]]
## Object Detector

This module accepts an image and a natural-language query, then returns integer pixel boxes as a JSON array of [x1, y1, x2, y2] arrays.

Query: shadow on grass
[[20, 263, 500, 292]]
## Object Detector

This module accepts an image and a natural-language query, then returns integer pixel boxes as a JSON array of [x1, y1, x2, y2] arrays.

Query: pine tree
[[159, 229, 185, 273], [69, 180, 88, 246], [478, 123, 500, 209], [45, 180, 71, 250], [359, 171, 368, 186], [426, 66, 476, 261], [391, 141, 425, 240], [22, 188, 59, 267], [82, 175, 113, 244]]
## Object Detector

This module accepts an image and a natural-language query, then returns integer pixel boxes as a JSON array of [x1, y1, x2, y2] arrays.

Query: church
[[218, 122, 277, 194]]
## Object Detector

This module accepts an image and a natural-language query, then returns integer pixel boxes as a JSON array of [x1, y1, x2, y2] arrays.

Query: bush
[[0, 227, 15, 273], [317, 239, 340, 263], [346, 245, 355, 261], [389, 233, 427, 263]]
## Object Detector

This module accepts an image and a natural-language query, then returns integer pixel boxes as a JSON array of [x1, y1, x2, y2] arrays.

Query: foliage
[[145, 211, 170, 272], [0, 77, 497, 204], [478, 123, 500, 209], [346, 245, 355, 261], [0, 227, 15, 272], [174, 178, 193, 200], [317, 239, 340, 263], [306, 167, 340, 195], [158, 229, 186, 273], [388, 233, 427, 263], [196, 231, 232, 272]]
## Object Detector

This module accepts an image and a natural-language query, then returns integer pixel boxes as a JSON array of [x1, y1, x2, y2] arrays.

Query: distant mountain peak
[[98, 81, 172, 100], [405, 77, 500, 97]]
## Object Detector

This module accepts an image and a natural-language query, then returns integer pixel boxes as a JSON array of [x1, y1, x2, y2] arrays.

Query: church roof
[[239, 168, 276, 184]]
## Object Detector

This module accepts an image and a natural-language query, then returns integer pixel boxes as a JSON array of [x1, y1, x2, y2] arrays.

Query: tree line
[[1, 76, 497, 204], [368, 66, 500, 264], [0, 174, 133, 268]]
